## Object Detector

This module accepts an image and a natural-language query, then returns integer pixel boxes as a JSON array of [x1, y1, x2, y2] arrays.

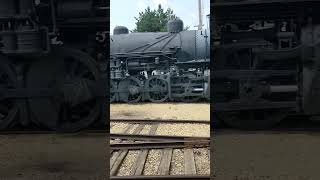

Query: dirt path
[[213, 132, 320, 180], [0, 133, 107, 180]]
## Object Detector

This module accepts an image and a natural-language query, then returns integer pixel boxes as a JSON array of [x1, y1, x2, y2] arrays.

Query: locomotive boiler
[[0, 0, 108, 132], [212, 0, 320, 129], [110, 19, 210, 103]]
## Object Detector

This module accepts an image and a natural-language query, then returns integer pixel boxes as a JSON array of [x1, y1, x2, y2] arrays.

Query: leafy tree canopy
[[133, 5, 189, 32]]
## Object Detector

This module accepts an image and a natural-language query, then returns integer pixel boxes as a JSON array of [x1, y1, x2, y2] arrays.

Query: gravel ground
[[117, 150, 140, 176], [156, 123, 209, 137], [143, 149, 162, 175], [111, 123, 129, 133], [170, 149, 184, 175], [194, 148, 210, 175], [111, 122, 209, 137], [110, 103, 209, 120]]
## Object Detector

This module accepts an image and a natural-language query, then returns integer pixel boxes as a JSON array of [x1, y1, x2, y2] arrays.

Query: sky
[[110, 0, 210, 34]]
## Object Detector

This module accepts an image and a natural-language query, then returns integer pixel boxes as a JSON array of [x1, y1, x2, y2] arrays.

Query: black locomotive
[[0, 0, 108, 132], [212, 0, 320, 129], [110, 19, 210, 103]]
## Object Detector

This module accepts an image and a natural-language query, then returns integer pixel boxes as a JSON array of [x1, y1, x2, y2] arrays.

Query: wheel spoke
[[146, 77, 168, 102], [27, 48, 102, 132], [118, 77, 142, 103]]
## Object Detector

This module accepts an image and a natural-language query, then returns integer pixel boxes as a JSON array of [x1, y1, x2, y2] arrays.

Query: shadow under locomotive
[[213, 114, 320, 133]]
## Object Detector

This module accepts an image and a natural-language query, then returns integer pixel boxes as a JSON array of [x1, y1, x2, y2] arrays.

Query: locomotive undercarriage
[[110, 53, 210, 103], [0, 47, 106, 131], [0, 0, 108, 132], [212, 1, 320, 129]]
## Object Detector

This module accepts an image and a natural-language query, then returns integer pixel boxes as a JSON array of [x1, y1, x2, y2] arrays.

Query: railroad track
[[111, 118, 210, 124], [110, 140, 210, 178], [111, 140, 209, 150], [110, 175, 210, 180], [110, 118, 210, 135], [110, 134, 209, 142], [110, 118, 210, 178]]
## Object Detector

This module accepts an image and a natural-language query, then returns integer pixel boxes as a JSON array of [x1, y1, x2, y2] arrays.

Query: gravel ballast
[[170, 149, 184, 175], [143, 149, 162, 175], [117, 150, 140, 176], [194, 148, 210, 175], [156, 123, 209, 137]]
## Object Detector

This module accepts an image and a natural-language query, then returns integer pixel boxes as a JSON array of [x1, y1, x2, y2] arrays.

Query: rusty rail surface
[[110, 175, 210, 180], [110, 133, 209, 142], [111, 140, 210, 150], [111, 118, 210, 124]]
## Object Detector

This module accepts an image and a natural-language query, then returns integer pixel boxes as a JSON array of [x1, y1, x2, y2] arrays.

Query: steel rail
[[110, 175, 210, 180], [110, 133, 210, 142], [110, 140, 210, 150], [110, 118, 210, 124]]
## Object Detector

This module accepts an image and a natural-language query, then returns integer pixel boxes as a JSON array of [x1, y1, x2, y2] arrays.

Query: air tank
[[113, 26, 129, 35]]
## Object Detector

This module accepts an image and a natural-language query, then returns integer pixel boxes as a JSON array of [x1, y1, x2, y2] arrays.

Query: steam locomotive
[[212, 0, 320, 129], [0, 0, 108, 132], [110, 19, 210, 103]]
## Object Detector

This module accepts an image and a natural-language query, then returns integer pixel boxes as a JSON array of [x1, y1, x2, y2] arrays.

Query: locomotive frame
[[212, 0, 320, 129]]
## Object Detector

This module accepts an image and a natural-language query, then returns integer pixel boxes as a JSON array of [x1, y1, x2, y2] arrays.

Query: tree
[[133, 5, 178, 32]]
